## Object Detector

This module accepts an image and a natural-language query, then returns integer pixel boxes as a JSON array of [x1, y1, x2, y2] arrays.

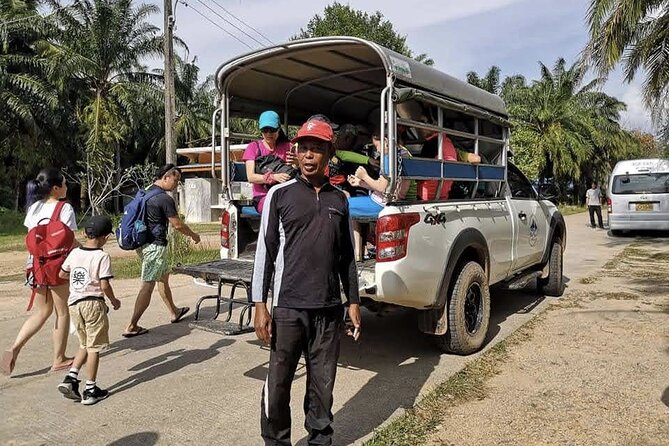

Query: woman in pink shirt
[[242, 111, 295, 213]]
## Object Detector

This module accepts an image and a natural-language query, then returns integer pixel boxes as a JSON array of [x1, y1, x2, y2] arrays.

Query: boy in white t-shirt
[[57, 215, 121, 405]]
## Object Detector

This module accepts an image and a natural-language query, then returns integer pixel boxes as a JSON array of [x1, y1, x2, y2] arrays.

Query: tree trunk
[[80, 176, 88, 212]]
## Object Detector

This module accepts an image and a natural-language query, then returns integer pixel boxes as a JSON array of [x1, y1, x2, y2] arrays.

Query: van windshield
[[612, 173, 669, 194]]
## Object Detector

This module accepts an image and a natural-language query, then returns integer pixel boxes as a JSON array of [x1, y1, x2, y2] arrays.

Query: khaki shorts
[[70, 299, 109, 353], [137, 243, 170, 282]]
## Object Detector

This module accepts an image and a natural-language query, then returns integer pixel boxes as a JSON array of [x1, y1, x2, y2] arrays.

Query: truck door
[[506, 164, 548, 270]]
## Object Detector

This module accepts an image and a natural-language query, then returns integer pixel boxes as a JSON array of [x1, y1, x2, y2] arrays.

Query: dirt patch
[[424, 242, 669, 446]]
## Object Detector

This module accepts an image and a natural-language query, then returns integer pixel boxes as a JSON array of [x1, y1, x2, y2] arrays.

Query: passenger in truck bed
[[347, 130, 417, 260], [396, 101, 481, 200], [242, 110, 296, 213], [329, 123, 380, 196]]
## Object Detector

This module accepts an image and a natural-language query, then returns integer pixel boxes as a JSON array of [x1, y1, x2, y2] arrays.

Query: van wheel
[[609, 229, 623, 236], [434, 261, 490, 355], [538, 241, 565, 297]]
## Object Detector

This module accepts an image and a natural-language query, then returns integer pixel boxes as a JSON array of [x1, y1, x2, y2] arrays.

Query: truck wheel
[[538, 241, 565, 297], [609, 229, 623, 236], [434, 261, 490, 355]]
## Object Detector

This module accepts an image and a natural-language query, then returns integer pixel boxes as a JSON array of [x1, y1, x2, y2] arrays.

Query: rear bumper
[[609, 214, 669, 230]]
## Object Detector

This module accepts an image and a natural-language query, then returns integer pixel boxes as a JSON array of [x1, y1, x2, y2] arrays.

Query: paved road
[[0, 214, 661, 446]]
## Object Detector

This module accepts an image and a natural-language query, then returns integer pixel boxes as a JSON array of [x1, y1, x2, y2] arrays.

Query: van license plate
[[635, 203, 653, 211]]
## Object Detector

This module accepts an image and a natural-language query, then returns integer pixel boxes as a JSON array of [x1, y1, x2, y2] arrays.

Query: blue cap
[[258, 111, 280, 129]]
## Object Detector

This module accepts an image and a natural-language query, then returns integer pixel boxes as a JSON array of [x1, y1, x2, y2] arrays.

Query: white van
[[607, 158, 669, 234]]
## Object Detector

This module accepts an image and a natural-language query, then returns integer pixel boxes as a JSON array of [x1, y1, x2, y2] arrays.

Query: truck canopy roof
[[215, 36, 508, 125]]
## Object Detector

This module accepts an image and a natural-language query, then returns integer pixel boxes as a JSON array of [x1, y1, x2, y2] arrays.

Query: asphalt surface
[[0, 213, 662, 446]]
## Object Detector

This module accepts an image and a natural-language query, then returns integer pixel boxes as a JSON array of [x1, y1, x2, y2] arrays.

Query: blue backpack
[[116, 188, 164, 250]]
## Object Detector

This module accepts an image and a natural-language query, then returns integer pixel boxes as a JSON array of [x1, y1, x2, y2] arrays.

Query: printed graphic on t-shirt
[[70, 266, 90, 290]]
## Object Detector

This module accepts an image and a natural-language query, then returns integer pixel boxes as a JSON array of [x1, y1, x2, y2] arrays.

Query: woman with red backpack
[[1, 168, 78, 376]]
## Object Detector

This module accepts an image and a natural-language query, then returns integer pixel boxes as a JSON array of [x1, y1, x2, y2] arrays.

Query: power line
[[192, 0, 266, 48], [178, 0, 254, 50], [208, 0, 274, 45]]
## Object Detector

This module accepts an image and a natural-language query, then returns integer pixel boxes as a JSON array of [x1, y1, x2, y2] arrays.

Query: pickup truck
[[176, 37, 567, 354]]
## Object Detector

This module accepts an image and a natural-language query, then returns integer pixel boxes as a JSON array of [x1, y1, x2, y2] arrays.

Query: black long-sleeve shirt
[[250, 176, 360, 308]]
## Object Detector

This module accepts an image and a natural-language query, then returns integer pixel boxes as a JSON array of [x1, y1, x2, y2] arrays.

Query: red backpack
[[25, 201, 75, 310]]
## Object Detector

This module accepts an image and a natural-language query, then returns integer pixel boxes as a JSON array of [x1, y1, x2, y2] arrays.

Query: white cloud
[[619, 85, 654, 133]]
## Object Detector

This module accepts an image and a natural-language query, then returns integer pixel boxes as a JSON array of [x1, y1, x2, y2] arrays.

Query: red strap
[[26, 287, 52, 311], [50, 200, 67, 222], [27, 288, 37, 311]]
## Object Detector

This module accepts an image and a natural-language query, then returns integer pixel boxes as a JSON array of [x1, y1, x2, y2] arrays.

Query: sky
[[146, 0, 654, 132]]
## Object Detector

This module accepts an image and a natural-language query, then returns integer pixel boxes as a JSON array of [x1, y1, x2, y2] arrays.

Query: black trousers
[[588, 205, 603, 228], [261, 306, 343, 446]]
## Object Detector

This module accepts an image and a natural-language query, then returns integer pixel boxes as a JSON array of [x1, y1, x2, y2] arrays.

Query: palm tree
[[46, 0, 165, 212], [510, 58, 638, 198], [585, 0, 669, 137], [466, 66, 501, 95], [0, 0, 58, 140], [174, 58, 212, 147], [0, 0, 65, 209]]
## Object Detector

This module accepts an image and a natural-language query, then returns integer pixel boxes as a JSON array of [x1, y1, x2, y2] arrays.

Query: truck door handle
[[518, 211, 527, 221]]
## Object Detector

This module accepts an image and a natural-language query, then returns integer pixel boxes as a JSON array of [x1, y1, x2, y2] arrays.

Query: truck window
[[611, 173, 669, 194], [507, 165, 536, 199]]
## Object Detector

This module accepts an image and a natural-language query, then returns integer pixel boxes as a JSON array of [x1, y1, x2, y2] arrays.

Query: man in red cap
[[251, 119, 362, 446]]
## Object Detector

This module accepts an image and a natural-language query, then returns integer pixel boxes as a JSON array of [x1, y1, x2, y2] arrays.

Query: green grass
[[558, 204, 587, 216], [0, 209, 27, 253], [0, 208, 25, 236], [113, 247, 220, 280], [113, 232, 220, 280], [0, 234, 26, 253]]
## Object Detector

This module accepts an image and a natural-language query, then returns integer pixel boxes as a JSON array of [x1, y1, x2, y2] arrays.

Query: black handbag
[[253, 142, 298, 177]]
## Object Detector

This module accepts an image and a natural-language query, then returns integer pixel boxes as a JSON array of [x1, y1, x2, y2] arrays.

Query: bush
[[0, 208, 26, 236]]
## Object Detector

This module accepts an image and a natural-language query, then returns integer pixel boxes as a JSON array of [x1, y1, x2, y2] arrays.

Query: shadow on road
[[662, 387, 669, 408], [291, 288, 546, 445], [108, 337, 234, 395], [107, 431, 159, 446], [102, 319, 196, 358]]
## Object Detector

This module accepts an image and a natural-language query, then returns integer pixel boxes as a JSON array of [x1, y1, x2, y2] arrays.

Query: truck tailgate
[[173, 259, 254, 284]]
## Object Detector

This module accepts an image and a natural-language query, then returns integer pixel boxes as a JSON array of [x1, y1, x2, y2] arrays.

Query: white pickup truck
[[176, 37, 567, 354]]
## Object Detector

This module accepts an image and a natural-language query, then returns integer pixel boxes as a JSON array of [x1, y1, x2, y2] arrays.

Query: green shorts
[[137, 243, 170, 282]]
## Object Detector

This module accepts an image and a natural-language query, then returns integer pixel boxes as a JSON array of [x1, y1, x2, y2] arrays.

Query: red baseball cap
[[291, 119, 334, 143]]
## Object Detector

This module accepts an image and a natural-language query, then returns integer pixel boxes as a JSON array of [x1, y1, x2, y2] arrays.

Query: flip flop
[[50, 358, 74, 372], [171, 307, 190, 324], [122, 327, 149, 338], [1, 350, 15, 376]]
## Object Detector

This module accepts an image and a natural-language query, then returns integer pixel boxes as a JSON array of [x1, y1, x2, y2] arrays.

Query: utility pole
[[164, 0, 177, 166]]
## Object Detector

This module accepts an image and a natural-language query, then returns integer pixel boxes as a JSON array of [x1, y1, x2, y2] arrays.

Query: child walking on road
[[57, 215, 120, 405]]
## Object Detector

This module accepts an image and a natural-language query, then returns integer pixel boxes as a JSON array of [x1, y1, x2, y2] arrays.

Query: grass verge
[[364, 314, 546, 446], [113, 232, 220, 280], [558, 204, 587, 216], [113, 247, 220, 280], [0, 234, 26, 253]]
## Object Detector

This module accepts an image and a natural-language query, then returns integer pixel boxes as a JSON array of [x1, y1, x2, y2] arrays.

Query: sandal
[[122, 327, 149, 338], [171, 307, 190, 324]]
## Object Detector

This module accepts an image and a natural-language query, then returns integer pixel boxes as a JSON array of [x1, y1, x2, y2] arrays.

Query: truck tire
[[609, 229, 623, 237], [434, 261, 490, 355], [538, 241, 565, 297]]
